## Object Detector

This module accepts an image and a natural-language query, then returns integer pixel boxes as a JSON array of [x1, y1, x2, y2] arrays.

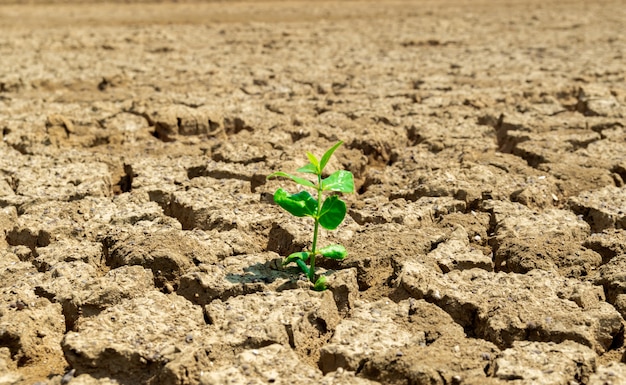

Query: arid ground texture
[[1, 0, 626, 384]]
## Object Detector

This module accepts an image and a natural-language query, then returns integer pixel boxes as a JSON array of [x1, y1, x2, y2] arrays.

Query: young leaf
[[321, 170, 354, 193], [313, 275, 327, 291], [273, 189, 318, 217], [318, 195, 347, 230], [296, 163, 319, 175], [283, 251, 311, 266], [318, 244, 347, 260], [267, 172, 316, 188], [320, 141, 343, 172], [295, 259, 310, 276], [306, 152, 320, 172]]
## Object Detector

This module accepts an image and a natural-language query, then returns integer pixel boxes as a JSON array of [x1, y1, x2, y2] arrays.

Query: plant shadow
[[224, 261, 301, 290]]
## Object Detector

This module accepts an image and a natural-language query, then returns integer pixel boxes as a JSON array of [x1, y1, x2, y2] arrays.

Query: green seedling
[[267, 141, 355, 290]]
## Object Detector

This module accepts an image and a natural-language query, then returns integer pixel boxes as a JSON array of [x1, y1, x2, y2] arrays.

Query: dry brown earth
[[1, 0, 626, 384]]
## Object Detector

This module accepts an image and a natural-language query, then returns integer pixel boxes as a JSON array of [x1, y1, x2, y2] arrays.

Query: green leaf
[[306, 152, 320, 172], [295, 259, 310, 276], [318, 244, 347, 260], [313, 275, 327, 291], [318, 195, 347, 230], [283, 251, 311, 266], [320, 141, 343, 172], [267, 171, 315, 188], [273, 189, 318, 217], [296, 163, 319, 175], [321, 170, 354, 193]]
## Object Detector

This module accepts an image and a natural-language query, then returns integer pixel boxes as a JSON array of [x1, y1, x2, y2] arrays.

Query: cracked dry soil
[[1, 0, 626, 384]]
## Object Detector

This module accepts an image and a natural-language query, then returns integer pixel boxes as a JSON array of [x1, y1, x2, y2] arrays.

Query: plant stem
[[309, 173, 323, 282], [309, 220, 319, 282]]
